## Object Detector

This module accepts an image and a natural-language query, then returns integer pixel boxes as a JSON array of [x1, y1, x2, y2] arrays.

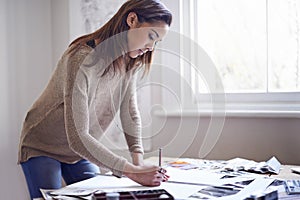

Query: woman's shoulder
[[60, 43, 97, 70], [63, 43, 106, 79], [64, 43, 93, 59]]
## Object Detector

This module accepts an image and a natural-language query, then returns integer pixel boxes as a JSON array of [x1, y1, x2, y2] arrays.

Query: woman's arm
[[131, 152, 144, 166], [120, 73, 144, 156]]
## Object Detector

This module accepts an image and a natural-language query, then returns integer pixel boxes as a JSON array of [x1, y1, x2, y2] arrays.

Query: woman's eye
[[149, 33, 154, 40]]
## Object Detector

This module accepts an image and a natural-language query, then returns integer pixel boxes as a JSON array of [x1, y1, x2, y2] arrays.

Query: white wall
[[0, 0, 68, 199], [149, 116, 300, 165]]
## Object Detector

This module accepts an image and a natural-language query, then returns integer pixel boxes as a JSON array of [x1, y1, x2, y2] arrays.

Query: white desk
[[42, 157, 300, 200], [145, 157, 300, 199]]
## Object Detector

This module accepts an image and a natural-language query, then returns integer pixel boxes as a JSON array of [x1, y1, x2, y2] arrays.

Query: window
[[182, 0, 300, 112]]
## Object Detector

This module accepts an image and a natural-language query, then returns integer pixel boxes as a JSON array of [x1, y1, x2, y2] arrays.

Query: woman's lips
[[138, 49, 144, 56]]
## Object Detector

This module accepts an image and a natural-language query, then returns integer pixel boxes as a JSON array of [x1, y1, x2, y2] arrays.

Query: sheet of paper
[[160, 182, 206, 199], [67, 175, 141, 190], [50, 175, 145, 199], [49, 187, 98, 196], [166, 167, 225, 186], [291, 167, 300, 174], [215, 177, 274, 200], [223, 156, 281, 174], [56, 174, 204, 199], [266, 156, 281, 174], [187, 177, 275, 200]]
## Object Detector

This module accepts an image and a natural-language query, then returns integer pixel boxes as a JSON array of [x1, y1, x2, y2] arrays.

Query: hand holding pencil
[[122, 148, 169, 186], [85, 148, 170, 186], [158, 148, 170, 182], [123, 163, 166, 186]]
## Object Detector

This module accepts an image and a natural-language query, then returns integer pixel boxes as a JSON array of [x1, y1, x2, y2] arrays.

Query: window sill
[[154, 109, 300, 118]]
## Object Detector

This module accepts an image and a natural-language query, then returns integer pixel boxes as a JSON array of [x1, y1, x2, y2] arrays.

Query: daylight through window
[[190, 0, 300, 96]]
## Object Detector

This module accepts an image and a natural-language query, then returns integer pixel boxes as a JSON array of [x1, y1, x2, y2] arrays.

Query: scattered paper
[[167, 167, 225, 186], [223, 156, 281, 174], [168, 160, 199, 170], [188, 177, 275, 200], [166, 157, 281, 174], [49, 187, 98, 197], [40, 156, 282, 200]]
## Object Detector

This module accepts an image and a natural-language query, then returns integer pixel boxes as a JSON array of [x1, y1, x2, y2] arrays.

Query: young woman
[[18, 0, 172, 199]]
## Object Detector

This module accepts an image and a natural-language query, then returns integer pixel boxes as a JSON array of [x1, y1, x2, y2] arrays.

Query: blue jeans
[[21, 156, 100, 199]]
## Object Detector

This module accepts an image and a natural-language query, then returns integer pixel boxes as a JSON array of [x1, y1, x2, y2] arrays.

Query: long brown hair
[[69, 0, 172, 76]]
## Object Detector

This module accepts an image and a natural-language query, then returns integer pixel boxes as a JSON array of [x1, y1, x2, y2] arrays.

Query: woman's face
[[126, 13, 169, 58]]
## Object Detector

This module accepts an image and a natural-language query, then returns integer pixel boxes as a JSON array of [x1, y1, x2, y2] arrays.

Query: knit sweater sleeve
[[120, 73, 144, 154], [63, 48, 127, 177]]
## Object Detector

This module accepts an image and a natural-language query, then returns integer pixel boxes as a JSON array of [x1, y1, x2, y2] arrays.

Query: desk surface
[[41, 157, 300, 200], [145, 156, 300, 179], [146, 157, 300, 199]]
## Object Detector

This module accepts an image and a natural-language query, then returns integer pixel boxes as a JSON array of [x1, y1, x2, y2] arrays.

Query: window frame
[[178, 0, 300, 114]]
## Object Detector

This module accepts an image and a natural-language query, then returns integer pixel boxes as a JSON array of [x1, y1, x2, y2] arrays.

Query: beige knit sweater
[[18, 44, 143, 177]]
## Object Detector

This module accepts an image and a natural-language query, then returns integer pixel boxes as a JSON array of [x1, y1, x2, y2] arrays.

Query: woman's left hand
[[130, 152, 170, 182]]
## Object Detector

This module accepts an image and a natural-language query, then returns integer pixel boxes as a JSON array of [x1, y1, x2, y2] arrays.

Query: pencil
[[159, 147, 162, 167]]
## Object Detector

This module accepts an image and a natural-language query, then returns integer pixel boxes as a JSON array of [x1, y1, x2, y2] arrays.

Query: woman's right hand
[[123, 163, 168, 186]]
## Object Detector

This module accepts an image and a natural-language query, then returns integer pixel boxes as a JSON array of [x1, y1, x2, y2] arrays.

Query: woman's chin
[[128, 52, 138, 58], [129, 54, 138, 58], [128, 50, 143, 58]]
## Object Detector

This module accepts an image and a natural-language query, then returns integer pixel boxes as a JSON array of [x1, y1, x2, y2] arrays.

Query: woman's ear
[[126, 12, 139, 28]]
